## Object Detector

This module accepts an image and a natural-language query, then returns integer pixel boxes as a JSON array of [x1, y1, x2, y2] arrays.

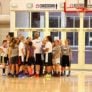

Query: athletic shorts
[[27, 56, 35, 66], [61, 55, 71, 67], [10, 56, 18, 64], [0, 56, 8, 64], [19, 56, 26, 65], [35, 54, 42, 65], [44, 53, 52, 66]]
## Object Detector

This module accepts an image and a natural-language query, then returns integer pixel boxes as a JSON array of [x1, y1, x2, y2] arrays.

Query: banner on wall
[[27, 2, 62, 10], [35, 4, 58, 9]]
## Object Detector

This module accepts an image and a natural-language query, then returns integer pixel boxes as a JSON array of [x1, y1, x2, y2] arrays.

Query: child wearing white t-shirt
[[0, 40, 8, 76], [32, 32, 42, 77], [18, 36, 26, 77], [43, 36, 52, 77]]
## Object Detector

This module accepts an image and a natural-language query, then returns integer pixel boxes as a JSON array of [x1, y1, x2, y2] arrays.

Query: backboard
[[64, 0, 92, 13]]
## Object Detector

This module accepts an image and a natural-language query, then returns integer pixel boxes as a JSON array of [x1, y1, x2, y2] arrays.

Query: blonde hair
[[20, 36, 25, 41]]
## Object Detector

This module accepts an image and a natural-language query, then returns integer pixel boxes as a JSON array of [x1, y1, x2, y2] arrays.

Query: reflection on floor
[[0, 71, 92, 92]]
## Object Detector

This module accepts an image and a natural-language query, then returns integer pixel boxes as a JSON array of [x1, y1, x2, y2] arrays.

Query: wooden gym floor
[[0, 71, 92, 92]]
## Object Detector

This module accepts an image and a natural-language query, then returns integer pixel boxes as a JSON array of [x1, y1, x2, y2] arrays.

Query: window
[[90, 17, 92, 27], [75, 17, 80, 27], [66, 32, 78, 46], [66, 13, 80, 28], [49, 12, 61, 28], [85, 32, 92, 64], [31, 12, 45, 28], [16, 11, 30, 28], [84, 13, 92, 28], [84, 17, 89, 28], [66, 17, 73, 28], [85, 32, 92, 46], [50, 31, 61, 41], [17, 30, 29, 38]]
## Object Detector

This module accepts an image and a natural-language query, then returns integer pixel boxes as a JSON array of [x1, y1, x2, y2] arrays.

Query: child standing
[[0, 40, 8, 76], [18, 36, 26, 77], [43, 36, 52, 77], [61, 39, 72, 77], [8, 38, 19, 77], [41, 40, 46, 76], [52, 40, 61, 77], [32, 32, 42, 77], [26, 41, 35, 77]]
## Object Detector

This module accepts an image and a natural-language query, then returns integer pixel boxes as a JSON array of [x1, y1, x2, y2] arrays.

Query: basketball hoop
[[76, 7, 85, 12], [64, 0, 92, 13], [64, 2, 88, 13]]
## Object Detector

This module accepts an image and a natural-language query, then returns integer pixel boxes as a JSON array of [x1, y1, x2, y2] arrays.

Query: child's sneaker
[[9, 74, 14, 78], [18, 73, 25, 78], [56, 73, 60, 77], [52, 72, 56, 77], [15, 74, 18, 77], [67, 74, 70, 77], [8, 73, 11, 76]]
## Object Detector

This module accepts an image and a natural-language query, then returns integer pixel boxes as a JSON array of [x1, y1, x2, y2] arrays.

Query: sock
[[66, 70, 71, 76], [43, 66, 45, 74], [3, 68, 5, 74], [64, 70, 66, 75], [68, 70, 70, 75], [36, 71, 39, 75], [61, 72, 63, 74]]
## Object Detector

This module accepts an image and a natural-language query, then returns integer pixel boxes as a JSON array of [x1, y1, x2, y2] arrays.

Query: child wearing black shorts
[[43, 36, 52, 77], [26, 42, 35, 77], [0, 40, 8, 76], [61, 40, 72, 77]]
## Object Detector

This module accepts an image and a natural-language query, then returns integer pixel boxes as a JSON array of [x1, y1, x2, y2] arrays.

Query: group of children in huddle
[[0, 32, 72, 78]]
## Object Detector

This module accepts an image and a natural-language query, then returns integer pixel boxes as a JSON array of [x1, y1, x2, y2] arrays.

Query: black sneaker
[[15, 74, 18, 77], [64, 71, 66, 76], [52, 72, 56, 77], [56, 73, 60, 77], [10, 74, 14, 78], [8, 73, 11, 76], [67, 74, 70, 77]]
